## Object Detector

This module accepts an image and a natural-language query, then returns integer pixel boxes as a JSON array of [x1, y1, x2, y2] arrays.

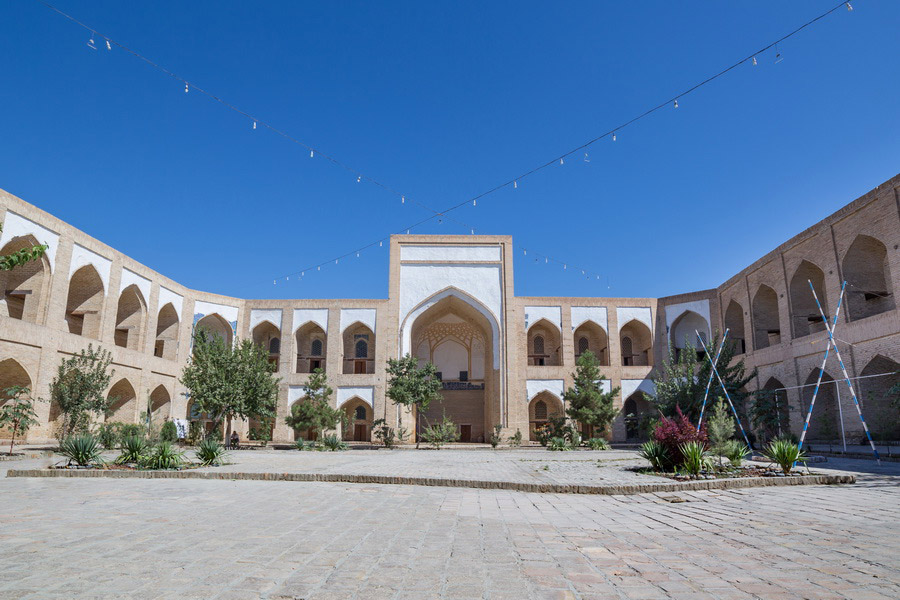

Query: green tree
[[49, 345, 115, 440], [651, 333, 756, 423], [564, 350, 620, 438], [385, 354, 443, 446], [180, 328, 279, 441], [706, 398, 736, 466], [0, 386, 40, 454], [284, 368, 343, 440], [0, 223, 48, 271]]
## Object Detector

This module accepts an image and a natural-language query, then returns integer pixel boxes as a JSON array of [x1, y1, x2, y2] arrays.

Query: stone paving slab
[[0, 475, 897, 599]]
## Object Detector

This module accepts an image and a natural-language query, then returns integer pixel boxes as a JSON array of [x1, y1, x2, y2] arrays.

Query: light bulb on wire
[[674, 99, 679, 108], [87, 32, 97, 50], [105, 39, 111, 51]]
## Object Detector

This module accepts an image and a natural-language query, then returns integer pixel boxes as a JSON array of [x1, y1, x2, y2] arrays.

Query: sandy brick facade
[[2, 173, 898, 444]]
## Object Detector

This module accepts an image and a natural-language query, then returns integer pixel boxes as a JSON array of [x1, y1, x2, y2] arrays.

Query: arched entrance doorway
[[528, 391, 564, 442], [407, 291, 498, 444], [340, 397, 374, 442]]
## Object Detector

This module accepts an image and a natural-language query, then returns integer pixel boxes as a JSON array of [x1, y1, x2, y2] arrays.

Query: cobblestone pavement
[[1, 460, 898, 600]]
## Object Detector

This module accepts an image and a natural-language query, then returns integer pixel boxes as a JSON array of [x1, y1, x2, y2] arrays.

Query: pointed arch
[[669, 310, 710, 359], [723, 300, 746, 354], [295, 321, 327, 373], [114, 284, 147, 351], [0, 359, 34, 440], [527, 318, 562, 366], [343, 321, 375, 374], [857, 355, 900, 440], [252, 320, 281, 371], [789, 260, 828, 338], [154, 303, 180, 360], [195, 313, 233, 347], [620, 319, 653, 366], [65, 264, 105, 338], [622, 390, 653, 440], [573, 319, 609, 366], [107, 378, 138, 423], [149, 385, 171, 420], [528, 391, 563, 441], [800, 370, 839, 441], [0, 234, 51, 323], [752, 285, 781, 349], [843, 235, 895, 321], [756, 377, 790, 442], [339, 396, 374, 441]]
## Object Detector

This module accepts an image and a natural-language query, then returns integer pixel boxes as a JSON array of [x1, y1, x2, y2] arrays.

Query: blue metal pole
[[697, 329, 729, 432], [808, 280, 881, 464], [695, 331, 753, 450]]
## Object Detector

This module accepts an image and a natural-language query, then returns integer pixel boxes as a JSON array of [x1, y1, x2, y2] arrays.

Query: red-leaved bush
[[651, 406, 707, 470]]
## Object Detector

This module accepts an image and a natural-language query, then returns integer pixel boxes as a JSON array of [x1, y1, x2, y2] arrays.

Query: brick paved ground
[[1, 451, 898, 600]]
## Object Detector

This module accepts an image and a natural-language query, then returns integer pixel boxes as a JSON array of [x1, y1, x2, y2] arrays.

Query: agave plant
[[140, 441, 185, 470], [60, 434, 104, 467], [547, 436, 570, 451], [638, 440, 669, 471], [722, 439, 750, 467], [321, 434, 349, 452], [587, 438, 610, 451], [195, 438, 228, 466], [763, 439, 806, 475], [115, 435, 149, 464], [679, 441, 713, 476]]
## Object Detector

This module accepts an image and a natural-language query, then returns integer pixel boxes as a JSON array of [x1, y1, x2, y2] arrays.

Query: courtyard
[[0, 450, 898, 599]]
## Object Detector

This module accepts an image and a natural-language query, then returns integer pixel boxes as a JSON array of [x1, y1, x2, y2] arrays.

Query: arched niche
[[756, 377, 790, 442], [154, 303, 180, 360], [789, 260, 828, 338], [252, 320, 281, 371], [195, 313, 233, 347], [620, 319, 653, 366], [723, 300, 746, 354], [0, 234, 51, 324], [343, 322, 375, 374], [114, 284, 147, 351], [573, 320, 609, 366], [857, 355, 900, 441], [149, 385, 171, 420], [340, 396, 373, 442], [669, 310, 710, 360], [752, 285, 781, 350], [527, 319, 561, 366], [800, 370, 839, 441], [843, 235, 895, 321], [295, 321, 327, 373], [0, 359, 34, 440], [107, 379, 138, 423], [622, 390, 653, 440], [528, 391, 564, 442], [65, 265, 105, 339]]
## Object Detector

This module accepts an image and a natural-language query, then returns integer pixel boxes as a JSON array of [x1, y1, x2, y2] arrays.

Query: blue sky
[[2, 1, 898, 300]]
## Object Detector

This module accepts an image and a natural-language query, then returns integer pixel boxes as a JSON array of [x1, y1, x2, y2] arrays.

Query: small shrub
[[373, 418, 407, 449], [60, 434, 104, 467], [508, 429, 523, 447], [96, 422, 120, 449], [569, 430, 582, 449], [722, 439, 749, 467], [763, 439, 806, 475], [321, 434, 349, 451], [489, 424, 503, 448], [295, 439, 317, 451], [140, 441, 185, 470], [421, 415, 460, 449], [186, 422, 204, 446], [119, 423, 143, 439], [160, 421, 178, 443], [115, 435, 149, 464], [587, 437, 610, 451], [195, 438, 228, 466], [547, 437, 570, 451], [679, 441, 713, 476], [652, 406, 707, 470], [638, 440, 668, 471]]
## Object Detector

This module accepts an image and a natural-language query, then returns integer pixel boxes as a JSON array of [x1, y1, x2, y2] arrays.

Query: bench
[[234, 440, 267, 450]]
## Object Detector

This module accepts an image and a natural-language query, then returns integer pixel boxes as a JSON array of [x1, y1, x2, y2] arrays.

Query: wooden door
[[354, 424, 367, 442], [459, 425, 471, 443], [354, 360, 366, 374]]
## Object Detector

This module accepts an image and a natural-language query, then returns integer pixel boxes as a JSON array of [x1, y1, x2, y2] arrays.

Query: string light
[[357, 176, 361, 183], [513, 180, 517, 189], [472, 199, 476, 206], [33, 1, 851, 291], [401, 196, 405, 204]]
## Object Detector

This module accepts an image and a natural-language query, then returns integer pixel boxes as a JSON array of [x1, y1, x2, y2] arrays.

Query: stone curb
[[5, 468, 856, 495]]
